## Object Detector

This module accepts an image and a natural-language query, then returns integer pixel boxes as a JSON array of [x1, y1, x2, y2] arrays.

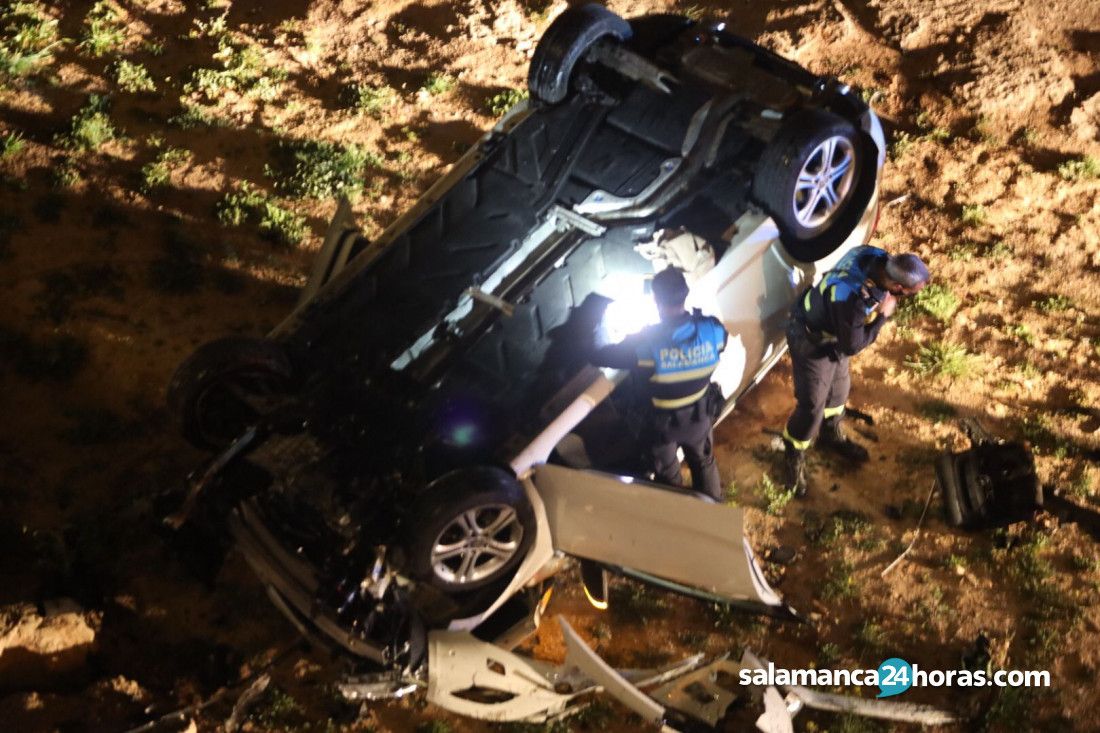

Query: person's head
[[651, 266, 690, 320], [879, 253, 930, 296]]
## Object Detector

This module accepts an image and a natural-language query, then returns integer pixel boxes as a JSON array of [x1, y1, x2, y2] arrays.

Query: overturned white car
[[162, 5, 955, 730]]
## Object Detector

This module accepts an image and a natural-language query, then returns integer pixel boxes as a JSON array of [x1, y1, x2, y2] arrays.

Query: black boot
[[783, 441, 808, 497], [818, 416, 869, 463]]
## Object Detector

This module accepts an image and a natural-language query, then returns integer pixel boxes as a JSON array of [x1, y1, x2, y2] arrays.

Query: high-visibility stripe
[[823, 404, 846, 419], [652, 385, 709, 410], [649, 365, 717, 383], [582, 581, 608, 611], [638, 358, 655, 367], [783, 426, 812, 451], [803, 290, 812, 312]]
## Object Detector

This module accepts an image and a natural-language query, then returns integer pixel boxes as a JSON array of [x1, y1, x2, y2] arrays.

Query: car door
[[529, 462, 786, 611]]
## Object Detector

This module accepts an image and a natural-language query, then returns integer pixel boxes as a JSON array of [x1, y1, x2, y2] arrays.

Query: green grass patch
[[903, 283, 959, 323], [79, 1, 126, 58], [112, 59, 155, 93], [821, 558, 857, 600], [168, 103, 230, 130], [610, 579, 668, 623], [807, 510, 882, 550], [266, 138, 381, 199], [1057, 155, 1100, 181], [216, 181, 307, 246], [140, 147, 190, 192], [758, 473, 794, 516], [906, 340, 974, 377], [1005, 323, 1035, 347], [1035, 294, 1073, 313], [961, 203, 987, 227], [0, 2, 61, 78], [60, 95, 116, 151], [486, 88, 528, 117], [186, 40, 286, 101], [420, 71, 456, 96], [341, 81, 397, 117], [1, 130, 25, 158]]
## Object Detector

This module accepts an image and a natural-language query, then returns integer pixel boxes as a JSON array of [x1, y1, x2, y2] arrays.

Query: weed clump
[[267, 138, 380, 199], [1, 130, 25, 158], [60, 95, 117, 152], [907, 340, 973, 377], [900, 283, 959, 323], [140, 147, 190, 192], [186, 40, 286, 101], [217, 181, 307, 246], [486, 88, 529, 117], [113, 59, 155, 93], [79, 1, 126, 58], [961, 204, 987, 227], [1057, 155, 1100, 181], [0, 2, 60, 78], [420, 72, 456, 96], [341, 82, 397, 117], [758, 473, 794, 516]]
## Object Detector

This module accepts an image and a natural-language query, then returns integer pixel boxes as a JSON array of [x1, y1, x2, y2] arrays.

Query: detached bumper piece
[[425, 616, 956, 731]]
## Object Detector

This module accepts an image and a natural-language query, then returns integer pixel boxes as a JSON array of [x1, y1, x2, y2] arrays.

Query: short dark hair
[[651, 267, 689, 307], [885, 253, 930, 288]]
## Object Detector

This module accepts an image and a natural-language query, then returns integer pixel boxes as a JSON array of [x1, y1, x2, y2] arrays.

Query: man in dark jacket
[[783, 247, 930, 496], [591, 267, 728, 500]]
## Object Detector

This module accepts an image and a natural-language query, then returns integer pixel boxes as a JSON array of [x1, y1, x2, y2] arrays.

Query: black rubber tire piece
[[751, 108, 875, 262], [167, 336, 292, 450], [936, 453, 966, 528], [528, 3, 633, 105], [403, 466, 536, 594], [961, 451, 989, 522]]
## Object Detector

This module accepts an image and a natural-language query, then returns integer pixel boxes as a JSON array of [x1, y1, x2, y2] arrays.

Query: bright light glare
[[597, 273, 659, 343]]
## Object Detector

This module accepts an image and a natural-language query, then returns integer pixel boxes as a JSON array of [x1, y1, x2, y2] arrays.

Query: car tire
[[528, 3, 633, 105], [403, 467, 536, 594], [936, 453, 966, 527], [167, 336, 292, 450], [752, 108, 875, 261]]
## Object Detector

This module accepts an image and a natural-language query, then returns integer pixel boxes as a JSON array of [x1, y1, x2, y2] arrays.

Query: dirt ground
[[1, 0, 1098, 731]]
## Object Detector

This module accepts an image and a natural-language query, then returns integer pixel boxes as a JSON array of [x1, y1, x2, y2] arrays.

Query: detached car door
[[530, 463, 787, 613]]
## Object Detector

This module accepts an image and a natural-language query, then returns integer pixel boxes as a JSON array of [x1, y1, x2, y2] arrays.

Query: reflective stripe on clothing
[[652, 385, 710, 410], [635, 309, 727, 410], [823, 404, 846, 419], [783, 426, 812, 451]]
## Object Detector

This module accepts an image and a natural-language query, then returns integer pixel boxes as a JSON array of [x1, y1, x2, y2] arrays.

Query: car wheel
[[403, 467, 536, 594], [167, 336, 292, 450], [752, 108, 875, 260], [936, 453, 967, 527], [528, 3, 633, 105]]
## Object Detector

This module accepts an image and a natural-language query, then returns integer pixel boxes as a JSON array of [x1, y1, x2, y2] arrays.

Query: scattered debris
[[881, 482, 936, 577]]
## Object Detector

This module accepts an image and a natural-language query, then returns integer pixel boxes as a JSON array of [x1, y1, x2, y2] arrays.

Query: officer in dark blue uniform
[[783, 246, 930, 495], [592, 267, 728, 500]]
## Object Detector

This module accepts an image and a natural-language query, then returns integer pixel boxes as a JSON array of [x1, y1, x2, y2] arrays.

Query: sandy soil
[[1, 0, 1098, 731]]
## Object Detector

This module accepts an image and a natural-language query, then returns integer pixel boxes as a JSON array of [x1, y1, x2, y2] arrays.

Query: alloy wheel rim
[[792, 135, 856, 229], [430, 504, 523, 585]]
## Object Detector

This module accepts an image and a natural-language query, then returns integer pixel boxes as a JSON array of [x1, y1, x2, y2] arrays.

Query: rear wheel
[[403, 467, 536, 594], [167, 336, 291, 450], [528, 4, 633, 105], [752, 108, 875, 261]]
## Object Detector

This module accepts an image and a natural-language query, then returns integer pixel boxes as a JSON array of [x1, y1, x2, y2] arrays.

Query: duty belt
[[790, 316, 837, 346]]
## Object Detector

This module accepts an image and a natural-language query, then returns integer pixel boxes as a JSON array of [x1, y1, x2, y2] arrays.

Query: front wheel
[[527, 4, 633, 105], [752, 108, 876, 260], [167, 336, 292, 450], [402, 467, 535, 594]]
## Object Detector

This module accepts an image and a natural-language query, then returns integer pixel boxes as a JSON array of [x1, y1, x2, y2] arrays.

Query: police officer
[[783, 247, 930, 496], [592, 267, 728, 500]]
